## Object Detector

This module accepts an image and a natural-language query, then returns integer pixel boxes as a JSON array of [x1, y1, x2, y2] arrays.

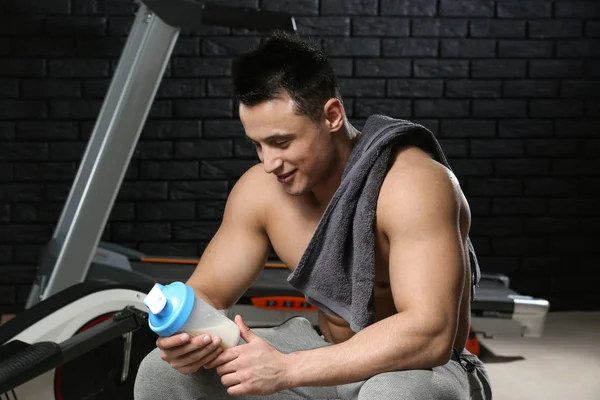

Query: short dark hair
[[232, 31, 341, 122]]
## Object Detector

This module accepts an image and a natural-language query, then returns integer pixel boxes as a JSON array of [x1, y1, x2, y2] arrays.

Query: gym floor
[[479, 311, 600, 400]]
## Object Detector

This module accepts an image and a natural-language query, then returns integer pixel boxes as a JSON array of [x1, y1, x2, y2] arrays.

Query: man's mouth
[[277, 170, 296, 183]]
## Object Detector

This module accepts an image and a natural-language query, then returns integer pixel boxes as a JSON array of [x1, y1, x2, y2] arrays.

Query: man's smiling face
[[239, 91, 338, 196]]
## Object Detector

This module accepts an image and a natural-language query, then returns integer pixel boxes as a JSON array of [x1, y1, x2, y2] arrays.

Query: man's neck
[[310, 125, 361, 207]]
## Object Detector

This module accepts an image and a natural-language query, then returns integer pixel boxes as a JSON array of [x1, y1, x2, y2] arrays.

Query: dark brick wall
[[1, 0, 599, 313]]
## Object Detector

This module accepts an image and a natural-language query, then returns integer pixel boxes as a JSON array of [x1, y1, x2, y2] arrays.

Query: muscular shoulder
[[232, 163, 274, 194], [226, 164, 281, 226], [377, 146, 468, 236]]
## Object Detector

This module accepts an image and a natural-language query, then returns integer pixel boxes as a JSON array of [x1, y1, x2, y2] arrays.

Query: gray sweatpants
[[134, 317, 492, 399]]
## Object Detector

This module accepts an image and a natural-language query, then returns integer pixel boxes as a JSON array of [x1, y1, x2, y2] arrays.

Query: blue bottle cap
[[143, 282, 195, 337]]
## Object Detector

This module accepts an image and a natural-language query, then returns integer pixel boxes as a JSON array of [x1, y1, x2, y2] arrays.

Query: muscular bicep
[[381, 161, 467, 338], [186, 167, 271, 309]]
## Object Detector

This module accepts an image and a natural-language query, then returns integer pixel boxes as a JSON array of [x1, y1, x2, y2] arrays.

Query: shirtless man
[[134, 32, 492, 399]]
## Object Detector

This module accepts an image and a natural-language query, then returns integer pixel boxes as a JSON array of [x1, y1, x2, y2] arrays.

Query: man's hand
[[156, 332, 223, 375], [205, 315, 292, 396]]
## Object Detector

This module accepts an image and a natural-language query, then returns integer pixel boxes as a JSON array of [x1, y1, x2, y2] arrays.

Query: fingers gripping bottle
[[142, 282, 240, 349]]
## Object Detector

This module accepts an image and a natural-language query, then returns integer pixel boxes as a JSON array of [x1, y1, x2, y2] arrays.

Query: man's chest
[[266, 209, 320, 271], [265, 205, 391, 284]]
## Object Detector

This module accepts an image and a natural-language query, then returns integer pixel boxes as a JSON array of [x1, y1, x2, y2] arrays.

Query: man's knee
[[356, 368, 466, 400], [134, 347, 174, 399], [134, 347, 225, 400], [358, 371, 432, 400]]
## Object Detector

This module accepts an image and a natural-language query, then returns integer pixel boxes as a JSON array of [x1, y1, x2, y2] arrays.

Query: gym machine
[[0, 1, 296, 398], [93, 243, 551, 338], [0, 0, 549, 398], [40, 239, 550, 338]]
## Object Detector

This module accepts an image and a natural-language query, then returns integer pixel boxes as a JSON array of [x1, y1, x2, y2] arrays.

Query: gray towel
[[287, 114, 481, 332]]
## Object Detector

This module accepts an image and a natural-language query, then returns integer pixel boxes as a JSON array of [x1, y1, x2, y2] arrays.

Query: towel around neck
[[287, 114, 481, 332]]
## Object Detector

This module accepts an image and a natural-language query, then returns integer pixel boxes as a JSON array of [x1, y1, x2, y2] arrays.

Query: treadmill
[[93, 242, 550, 339]]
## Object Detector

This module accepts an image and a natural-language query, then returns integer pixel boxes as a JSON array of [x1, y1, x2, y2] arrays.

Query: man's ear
[[322, 98, 345, 133]]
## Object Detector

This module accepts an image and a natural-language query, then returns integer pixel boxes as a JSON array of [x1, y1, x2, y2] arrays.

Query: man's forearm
[[284, 312, 453, 388]]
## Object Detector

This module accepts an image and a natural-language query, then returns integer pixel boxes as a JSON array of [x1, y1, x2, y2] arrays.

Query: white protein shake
[[186, 322, 240, 349]]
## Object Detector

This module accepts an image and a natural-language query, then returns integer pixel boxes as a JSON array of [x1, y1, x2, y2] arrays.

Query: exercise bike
[[0, 1, 298, 398]]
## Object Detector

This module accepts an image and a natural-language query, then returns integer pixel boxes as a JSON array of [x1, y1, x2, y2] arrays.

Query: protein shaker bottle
[[142, 281, 241, 349]]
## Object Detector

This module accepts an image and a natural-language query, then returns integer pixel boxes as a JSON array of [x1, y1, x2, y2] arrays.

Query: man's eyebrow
[[265, 133, 295, 142], [245, 133, 296, 143]]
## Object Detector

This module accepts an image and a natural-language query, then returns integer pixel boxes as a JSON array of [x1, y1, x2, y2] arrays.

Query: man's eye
[[274, 141, 289, 148]]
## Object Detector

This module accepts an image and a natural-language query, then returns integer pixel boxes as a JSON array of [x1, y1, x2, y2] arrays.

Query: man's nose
[[262, 151, 283, 174]]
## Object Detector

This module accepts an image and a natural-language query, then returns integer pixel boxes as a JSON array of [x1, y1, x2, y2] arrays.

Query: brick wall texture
[[1, 0, 599, 313]]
